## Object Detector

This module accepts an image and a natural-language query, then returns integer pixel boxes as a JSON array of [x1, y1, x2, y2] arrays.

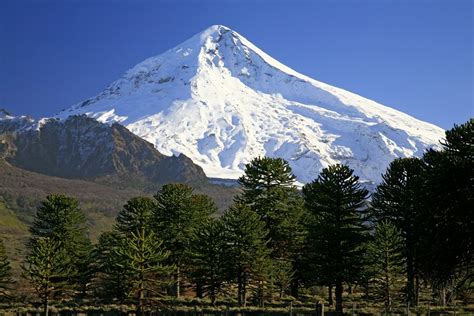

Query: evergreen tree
[[94, 196, 173, 308], [190, 219, 228, 305], [28, 194, 92, 296], [153, 184, 214, 298], [418, 119, 474, 304], [222, 203, 270, 307], [92, 231, 131, 303], [115, 228, 173, 315], [303, 164, 370, 313], [22, 237, 70, 316], [0, 239, 13, 299], [367, 221, 405, 311], [115, 197, 156, 235], [371, 158, 424, 306], [236, 156, 305, 296], [270, 259, 294, 299]]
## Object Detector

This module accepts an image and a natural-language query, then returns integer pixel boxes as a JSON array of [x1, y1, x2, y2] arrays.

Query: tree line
[[0, 119, 472, 315]]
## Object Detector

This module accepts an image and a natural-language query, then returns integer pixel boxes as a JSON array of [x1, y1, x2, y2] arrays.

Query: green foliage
[[115, 227, 173, 312], [418, 119, 474, 301], [153, 184, 215, 297], [222, 203, 270, 307], [2, 119, 473, 309], [371, 157, 424, 305], [115, 196, 156, 235], [92, 231, 131, 303], [190, 219, 228, 305], [27, 194, 92, 297], [93, 196, 173, 307], [269, 259, 294, 299], [367, 221, 405, 311], [303, 164, 369, 312], [237, 157, 305, 297], [0, 239, 13, 299], [22, 237, 71, 315]]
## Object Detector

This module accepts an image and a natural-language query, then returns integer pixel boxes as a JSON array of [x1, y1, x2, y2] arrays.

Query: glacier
[[57, 25, 445, 185]]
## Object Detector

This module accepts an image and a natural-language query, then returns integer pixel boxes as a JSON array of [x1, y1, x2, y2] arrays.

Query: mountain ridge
[[0, 115, 207, 185]]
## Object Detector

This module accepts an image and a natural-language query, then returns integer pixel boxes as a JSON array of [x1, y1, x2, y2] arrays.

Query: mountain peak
[[200, 24, 232, 35], [57, 26, 444, 185]]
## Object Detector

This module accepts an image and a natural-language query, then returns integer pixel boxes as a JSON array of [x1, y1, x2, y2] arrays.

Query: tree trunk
[[196, 280, 203, 299], [415, 274, 420, 306], [440, 287, 446, 307], [43, 294, 49, 316], [176, 265, 181, 298], [137, 286, 144, 316], [258, 280, 263, 307], [406, 253, 415, 306], [328, 285, 333, 307], [237, 272, 243, 307], [384, 272, 391, 311], [290, 279, 299, 298], [384, 248, 391, 311], [335, 281, 343, 313], [242, 273, 247, 307]]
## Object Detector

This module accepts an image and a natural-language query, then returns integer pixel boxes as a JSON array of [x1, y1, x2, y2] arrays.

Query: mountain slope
[[58, 25, 444, 184]]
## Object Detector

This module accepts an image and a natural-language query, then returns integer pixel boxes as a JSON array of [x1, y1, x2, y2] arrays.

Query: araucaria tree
[[222, 203, 270, 307], [0, 239, 13, 299], [96, 197, 173, 311], [418, 119, 474, 304], [371, 158, 424, 306], [22, 237, 70, 316], [92, 231, 130, 303], [115, 227, 172, 314], [26, 194, 92, 298], [190, 219, 228, 305], [303, 164, 370, 313], [367, 221, 405, 311], [152, 184, 215, 298], [237, 157, 305, 296]]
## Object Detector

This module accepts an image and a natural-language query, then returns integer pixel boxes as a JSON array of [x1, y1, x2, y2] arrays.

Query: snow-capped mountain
[[58, 25, 444, 184]]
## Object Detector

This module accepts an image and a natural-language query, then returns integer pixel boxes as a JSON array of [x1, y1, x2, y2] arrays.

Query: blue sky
[[1, 0, 472, 129]]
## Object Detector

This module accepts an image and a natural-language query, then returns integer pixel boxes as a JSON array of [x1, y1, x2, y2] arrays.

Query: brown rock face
[[0, 115, 207, 185]]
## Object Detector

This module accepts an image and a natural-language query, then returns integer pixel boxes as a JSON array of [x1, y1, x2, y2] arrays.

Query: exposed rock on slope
[[0, 115, 207, 185]]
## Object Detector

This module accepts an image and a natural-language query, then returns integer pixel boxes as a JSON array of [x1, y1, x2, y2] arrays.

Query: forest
[[0, 119, 472, 315]]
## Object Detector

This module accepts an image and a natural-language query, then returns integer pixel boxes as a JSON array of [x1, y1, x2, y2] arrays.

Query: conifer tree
[[237, 157, 305, 296], [270, 259, 294, 299], [222, 203, 270, 307], [303, 164, 369, 313], [94, 196, 173, 309], [371, 158, 424, 306], [418, 119, 474, 304], [28, 194, 92, 296], [22, 237, 70, 316], [153, 184, 214, 298], [190, 219, 228, 305], [0, 239, 13, 299], [367, 221, 405, 311], [115, 197, 155, 234], [115, 228, 172, 315], [92, 231, 131, 303]]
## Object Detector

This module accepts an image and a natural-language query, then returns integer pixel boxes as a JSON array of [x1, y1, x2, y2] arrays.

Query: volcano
[[58, 25, 444, 184]]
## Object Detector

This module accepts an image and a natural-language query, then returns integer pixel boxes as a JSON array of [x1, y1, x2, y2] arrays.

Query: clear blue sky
[[1, 0, 472, 129]]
